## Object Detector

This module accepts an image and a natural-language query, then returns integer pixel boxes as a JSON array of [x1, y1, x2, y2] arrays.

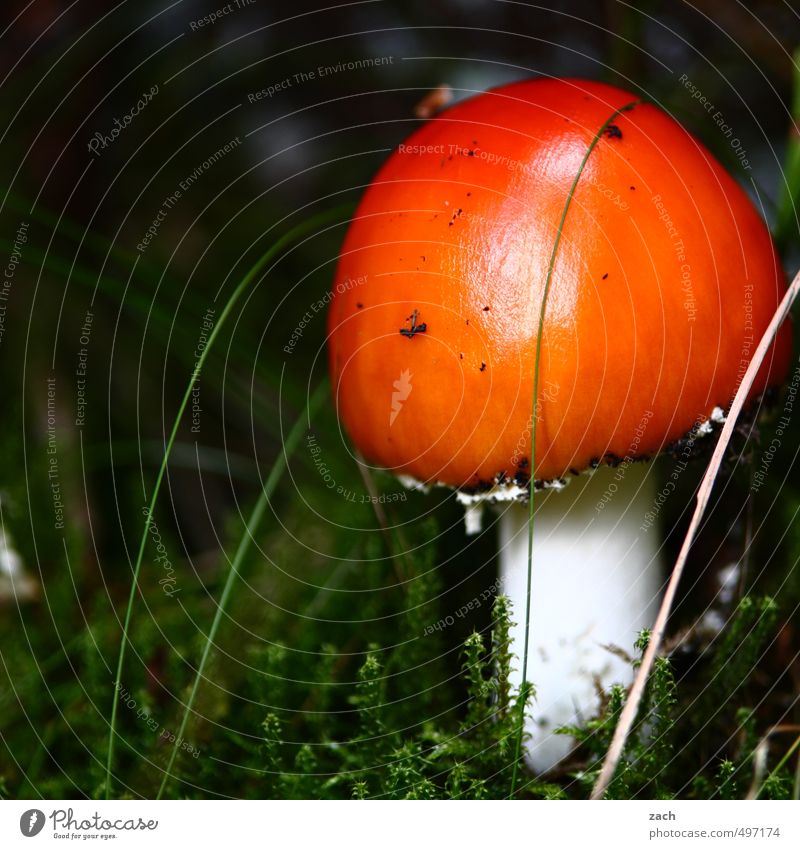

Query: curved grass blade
[[510, 100, 641, 797], [748, 725, 800, 799], [0, 235, 297, 432], [4, 188, 163, 274], [0, 193, 354, 415], [156, 376, 328, 798], [774, 47, 800, 251], [103, 206, 344, 799], [591, 268, 800, 800]]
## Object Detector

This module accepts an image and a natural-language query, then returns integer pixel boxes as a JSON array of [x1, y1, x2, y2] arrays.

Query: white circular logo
[[19, 810, 45, 837]]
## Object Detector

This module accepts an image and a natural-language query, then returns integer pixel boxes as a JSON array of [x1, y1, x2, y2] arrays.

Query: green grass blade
[[103, 206, 344, 799], [753, 731, 800, 799], [156, 377, 328, 798], [774, 46, 800, 250], [0, 235, 293, 428], [4, 189, 161, 275], [0, 194, 354, 416], [510, 99, 641, 797]]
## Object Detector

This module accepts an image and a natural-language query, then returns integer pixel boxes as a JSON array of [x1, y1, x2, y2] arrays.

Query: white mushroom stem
[[498, 462, 662, 773]]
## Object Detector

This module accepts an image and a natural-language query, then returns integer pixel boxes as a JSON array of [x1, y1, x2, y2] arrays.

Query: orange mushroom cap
[[327, 78, 792, 491]]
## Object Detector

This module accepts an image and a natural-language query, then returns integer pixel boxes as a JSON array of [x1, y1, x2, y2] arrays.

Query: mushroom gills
[[498, 461, 662, 773]]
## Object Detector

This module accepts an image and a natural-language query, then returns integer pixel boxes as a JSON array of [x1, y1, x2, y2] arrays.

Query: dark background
[[0, 0, 798, 799]]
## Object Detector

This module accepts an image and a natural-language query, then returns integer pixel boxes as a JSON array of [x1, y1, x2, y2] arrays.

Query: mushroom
[[327, 78, 792, 773]]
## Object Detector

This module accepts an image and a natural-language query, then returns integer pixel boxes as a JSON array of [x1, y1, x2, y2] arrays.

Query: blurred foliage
[[0, 0, 799, 799]]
